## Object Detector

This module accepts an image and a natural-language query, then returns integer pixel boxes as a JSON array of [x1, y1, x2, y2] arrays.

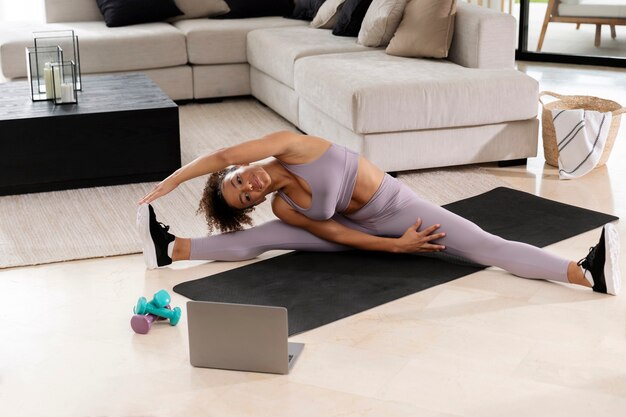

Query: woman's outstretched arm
[[138, 130, 303, 204]]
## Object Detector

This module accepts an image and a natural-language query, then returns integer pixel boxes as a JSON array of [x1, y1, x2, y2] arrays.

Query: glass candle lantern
[[33, 30, 82, 91], [25, 45, 63, 101], [50, 61, 78, 105]]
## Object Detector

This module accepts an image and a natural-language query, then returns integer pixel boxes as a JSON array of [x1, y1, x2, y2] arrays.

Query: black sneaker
[[136, 204, 175, 269], [577, 223, 621, 295]]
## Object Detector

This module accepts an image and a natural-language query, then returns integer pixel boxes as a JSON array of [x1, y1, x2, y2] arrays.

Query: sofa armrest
[[45, 0, 103, 23], [448, 2, 516, 69]]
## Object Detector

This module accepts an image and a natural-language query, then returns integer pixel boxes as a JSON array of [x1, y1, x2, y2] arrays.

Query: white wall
[[0, 0, 45, 23]]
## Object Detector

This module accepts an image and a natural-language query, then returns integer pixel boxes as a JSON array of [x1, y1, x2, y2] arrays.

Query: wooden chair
[[537, 0, 626, 51]]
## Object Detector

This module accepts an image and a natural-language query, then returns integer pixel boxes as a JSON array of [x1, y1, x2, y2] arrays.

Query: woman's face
[[221, 165, 272, 209]]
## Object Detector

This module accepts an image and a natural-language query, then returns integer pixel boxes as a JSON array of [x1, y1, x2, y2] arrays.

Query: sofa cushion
[[357, 0, 406, 47], [217, 0, 295, 18], [294, 50, 538, 133], [332, 0, 373, 37], [291, 0, 327, 21], [247, 26, 371, 87], [173, 17, 306, 65], [311, 0, 347, 28], [47, 0, 230, 23], [170, 0, 230, 20], [95, 0, 183, 27], [45, 0, 104, 23], [0, 21, 187, 78], [386, 0, 456, 59]]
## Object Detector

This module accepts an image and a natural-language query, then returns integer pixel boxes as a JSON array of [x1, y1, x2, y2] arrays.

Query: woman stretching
[[137, 131, 621, 295]]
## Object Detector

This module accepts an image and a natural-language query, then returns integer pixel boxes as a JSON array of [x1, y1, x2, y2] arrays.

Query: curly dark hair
[[197, 167, 255, 234]]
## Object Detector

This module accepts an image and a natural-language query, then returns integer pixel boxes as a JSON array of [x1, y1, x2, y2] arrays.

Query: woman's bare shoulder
[[276, 133, 332, 165]]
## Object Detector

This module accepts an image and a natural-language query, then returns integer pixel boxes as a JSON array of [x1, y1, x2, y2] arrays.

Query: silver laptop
[[187, 301, 304, 374]]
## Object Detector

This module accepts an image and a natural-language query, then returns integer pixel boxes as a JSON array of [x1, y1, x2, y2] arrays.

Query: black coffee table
[[0, 73, 181, 196]]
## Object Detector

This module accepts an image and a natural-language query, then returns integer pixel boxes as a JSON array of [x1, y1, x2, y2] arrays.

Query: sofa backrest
[[45, 0, 104, 23]]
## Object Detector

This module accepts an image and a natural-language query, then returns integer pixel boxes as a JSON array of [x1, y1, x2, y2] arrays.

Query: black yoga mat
[[174, 187, 618, 335]]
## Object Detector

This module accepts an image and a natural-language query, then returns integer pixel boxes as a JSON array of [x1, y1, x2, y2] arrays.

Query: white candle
[[43, 63, 54, 99], [52, 66, 62, 99], [60, 83, 74, 103]]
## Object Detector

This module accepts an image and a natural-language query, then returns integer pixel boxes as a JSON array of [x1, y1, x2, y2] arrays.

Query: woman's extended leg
[[137, 204, 350, 267], [188, 219, 350, 261], [364, 180, 570, 281], [343, 175, 619, 293]]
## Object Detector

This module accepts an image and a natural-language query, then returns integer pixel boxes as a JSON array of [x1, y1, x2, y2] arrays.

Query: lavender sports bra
[[276, 143, 359, 221]]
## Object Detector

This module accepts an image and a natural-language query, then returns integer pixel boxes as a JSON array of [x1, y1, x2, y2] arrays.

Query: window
[[0, 0, 45, 23], [464, 0, 626, 67], [514, 0, 626, 66]]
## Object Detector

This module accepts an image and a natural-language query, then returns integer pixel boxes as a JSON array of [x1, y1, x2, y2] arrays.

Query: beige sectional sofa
[[0, 0, 307, 100], [0, 0, 539, 172]]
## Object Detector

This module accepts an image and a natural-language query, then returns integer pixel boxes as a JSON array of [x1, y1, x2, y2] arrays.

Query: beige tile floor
[[1, 62, 626, 417]]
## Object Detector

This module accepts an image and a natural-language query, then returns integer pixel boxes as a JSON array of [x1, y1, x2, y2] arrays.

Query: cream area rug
[[0, 99, 510, 269]]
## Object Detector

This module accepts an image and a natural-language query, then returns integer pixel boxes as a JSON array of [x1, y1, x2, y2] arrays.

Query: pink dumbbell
[[131, 305, 171, 334], [131, 314, 160, 334]]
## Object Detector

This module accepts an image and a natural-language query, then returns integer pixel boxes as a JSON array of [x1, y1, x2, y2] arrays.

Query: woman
[[137, 131, 621, 295]]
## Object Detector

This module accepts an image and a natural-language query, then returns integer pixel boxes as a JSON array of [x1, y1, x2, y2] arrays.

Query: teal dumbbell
[[135, 297, 181, 325], [133, 289, 170, 310], [149, 289, 171, 309], [134, 290, 181, 326]]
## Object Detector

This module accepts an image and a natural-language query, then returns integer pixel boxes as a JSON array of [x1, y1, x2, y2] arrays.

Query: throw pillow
[[357, 0, 407, 47], [216, 0, 294, 18], [386, 0, 456, 59], [291, 0, 326, 21], [171, 0, 230, 20], [311, 0, 347, 29], [96, 0, 183, 27], [332, 0, 373, 37]]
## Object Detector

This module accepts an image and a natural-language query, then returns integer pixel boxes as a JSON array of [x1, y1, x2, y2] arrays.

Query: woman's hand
[[138, 176, 179, 205], [394, 218, 446, 253]]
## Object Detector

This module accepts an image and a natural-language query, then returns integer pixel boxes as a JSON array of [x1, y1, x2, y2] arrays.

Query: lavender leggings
[[190, 175, 570, 282]]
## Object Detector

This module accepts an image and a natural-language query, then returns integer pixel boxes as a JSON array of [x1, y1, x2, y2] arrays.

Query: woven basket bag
[[539, 91, 626, 167]]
